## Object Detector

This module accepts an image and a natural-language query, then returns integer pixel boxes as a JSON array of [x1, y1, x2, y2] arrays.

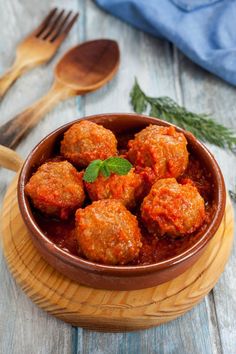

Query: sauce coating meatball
[[25, 161, 85, 220], [75, 200, 142, 265], [84, 168, 143, 209], [127, 125, 188, 185], [60, 121, 117, 167], [141, 178, 205, 237]]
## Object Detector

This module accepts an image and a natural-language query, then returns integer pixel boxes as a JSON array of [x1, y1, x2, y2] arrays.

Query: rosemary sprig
[[229, 189, 236, 203], [130, 79, 236, 152]]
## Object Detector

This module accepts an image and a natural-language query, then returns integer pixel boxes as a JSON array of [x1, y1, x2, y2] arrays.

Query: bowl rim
[[18, 113, 226, 276]]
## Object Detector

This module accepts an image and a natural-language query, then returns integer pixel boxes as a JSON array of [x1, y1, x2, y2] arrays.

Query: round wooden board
[[0, 176, 234, 332]]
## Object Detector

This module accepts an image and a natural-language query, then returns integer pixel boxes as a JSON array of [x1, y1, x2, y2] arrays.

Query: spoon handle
[[0, 81, 73, 149]]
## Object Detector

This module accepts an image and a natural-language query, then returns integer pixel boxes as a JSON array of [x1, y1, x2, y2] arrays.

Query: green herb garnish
[[130, 79, 236, 152], [83, 157, 132, 183]]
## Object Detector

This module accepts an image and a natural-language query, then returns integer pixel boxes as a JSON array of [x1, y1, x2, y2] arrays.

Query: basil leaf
[[106, 157, 132, 175], [83, 160, 102, 183], [83, 157, 133, 183]]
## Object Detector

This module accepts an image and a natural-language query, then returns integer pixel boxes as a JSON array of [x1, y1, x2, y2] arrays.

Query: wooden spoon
[[0, 39, 120, 148]]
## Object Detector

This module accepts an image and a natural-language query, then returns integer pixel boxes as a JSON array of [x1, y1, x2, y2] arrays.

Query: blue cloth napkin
[[95, 0, 236, 86]]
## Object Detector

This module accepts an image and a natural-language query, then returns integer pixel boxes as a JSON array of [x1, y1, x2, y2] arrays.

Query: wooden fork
[[0, 8, 79, 98]]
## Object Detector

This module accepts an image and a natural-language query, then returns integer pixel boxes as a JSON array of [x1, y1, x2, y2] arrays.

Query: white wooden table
[[0, 1, 235, 353]]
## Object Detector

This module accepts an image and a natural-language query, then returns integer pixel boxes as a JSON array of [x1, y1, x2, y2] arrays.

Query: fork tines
[[35, 8, 79, 43]]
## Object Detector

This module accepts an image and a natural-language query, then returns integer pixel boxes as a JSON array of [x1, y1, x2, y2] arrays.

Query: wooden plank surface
[[178, 50, 236, 354], [0, 0, 79, 353], [0, 0, 235, 353]]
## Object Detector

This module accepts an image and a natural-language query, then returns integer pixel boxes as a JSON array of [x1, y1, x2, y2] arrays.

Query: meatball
[[84, 168, 143, 209], [127, 125, 188, 185], [25, 161, 85, 220], [141, 178, 205, 237], [60, 121, 117, 167], [75, 200, 142, 265]]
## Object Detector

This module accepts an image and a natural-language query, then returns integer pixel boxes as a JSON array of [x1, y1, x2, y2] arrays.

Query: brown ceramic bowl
[[18, 114, 226, 290]]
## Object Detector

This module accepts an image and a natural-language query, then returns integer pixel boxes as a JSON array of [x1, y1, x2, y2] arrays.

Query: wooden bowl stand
[[0, 176, 234, 332]]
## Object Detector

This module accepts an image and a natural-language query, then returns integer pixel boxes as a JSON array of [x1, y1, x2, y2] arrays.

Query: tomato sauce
[[33, 131, 215, 265]]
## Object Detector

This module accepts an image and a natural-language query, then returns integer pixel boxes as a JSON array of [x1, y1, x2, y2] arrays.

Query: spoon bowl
[[55, 39, 120, 92]]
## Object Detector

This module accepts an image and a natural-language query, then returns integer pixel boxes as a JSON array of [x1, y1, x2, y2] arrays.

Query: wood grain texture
[[76, 1, 236, 352], [0, 145, 23, 171], [0, 7, 78, 99], [0, 0, 236, 353], [0, 39, 119, 149], [0, 176, 234, 332], [177, 49, 236, 354], [0, 1, 80, 353]]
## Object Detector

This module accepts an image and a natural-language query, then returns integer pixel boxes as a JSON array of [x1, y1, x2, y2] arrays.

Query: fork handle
[[0, 60, 26, 98], [0, 81, 74, 148]]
